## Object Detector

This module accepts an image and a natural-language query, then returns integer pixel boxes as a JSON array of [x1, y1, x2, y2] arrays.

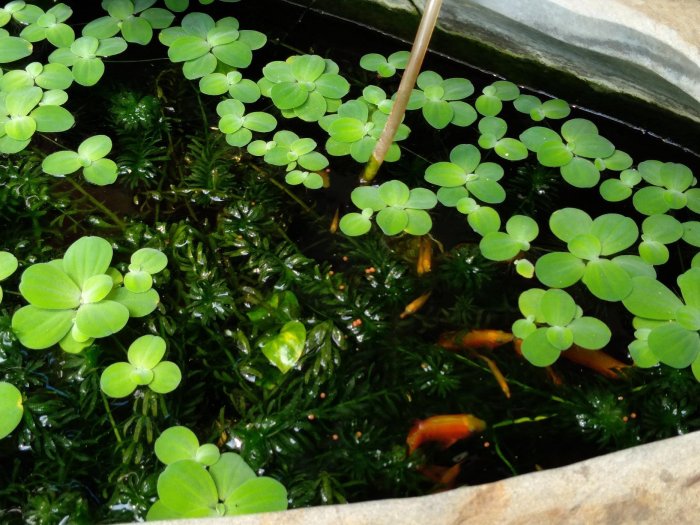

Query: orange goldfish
[[400, 291, 432, 319], [438, 329, 514, 351], [407, 414, 486, 455]]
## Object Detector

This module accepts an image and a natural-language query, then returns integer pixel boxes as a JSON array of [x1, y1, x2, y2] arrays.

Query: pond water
[[1, 1, 699, 523]]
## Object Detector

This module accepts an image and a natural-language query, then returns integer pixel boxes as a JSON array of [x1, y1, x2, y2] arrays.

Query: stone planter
[[292, 0, 699, 146], [142, 3, 699, 523]]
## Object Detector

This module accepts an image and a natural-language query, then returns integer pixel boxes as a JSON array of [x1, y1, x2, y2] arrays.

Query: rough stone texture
[[146, 431, 700, 524], [295, 0, 700, 124]]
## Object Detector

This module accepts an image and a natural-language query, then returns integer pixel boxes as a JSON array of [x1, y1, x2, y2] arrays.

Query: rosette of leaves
[[199, 70, 260, 102], [637, 214, 684, 265], [42, 134, 119, 185], [319, 99, 409, 163], [0, 61, 73, 92], [479, 215, 539, 262], [0, 85, 75, 153], [477, 116, 528, 161], [475, 80, 520, 117], [407, 70, 477, 129], [284, 170, 323, 190], [100, 335, 181, 397], [215, 98, 277, 147], [48, 34, 128, 86], [359, 50, 409, 78], [599, 167, 642, 202], [124, 247, 168, 293], [259, 54, 350, 122], [512, 288, 611, 366], [622, 268, 700, 377], [631, 160, 700, 215], [513, 95, 571, 121], [147, 427, 287, 520], [18, 2, 74, 47], [11, 236, 161, 353], [0, 381, 23, 439], [0, 250, 18, 303], [534, 208, 653, 301], [159, 12, 266, 79], [425, 144, 506, 206], [247, 130, 328, 172], [339, 180, 437, 237], [82, 0, 175, 45], [361, 85, 393, 115], [0, 1, 43, 27], [519, 118, 615, 188]]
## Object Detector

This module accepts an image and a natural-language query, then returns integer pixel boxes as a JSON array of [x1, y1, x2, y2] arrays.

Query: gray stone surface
[[296, 0, 700, 123], [146, 430, 700, 524]]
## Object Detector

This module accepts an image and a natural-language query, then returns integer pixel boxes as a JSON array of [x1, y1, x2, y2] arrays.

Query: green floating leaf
[[155, 426, 200, 465], [224, 476, 288, 516], [157, 460, 219, 516], [262, 320, 306, 373], [209, 452, 256, 502], [0, 251, 19, 281], [0, 382, 23, 439], [569, 317, 611, 349], [521, 328, 561, 366], [648, 322, 700, 368]]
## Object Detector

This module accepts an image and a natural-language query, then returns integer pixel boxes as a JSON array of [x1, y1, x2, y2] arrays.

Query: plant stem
[[101, 391, 122, 444], [66, 177, 127, 230], [361, 0, 443, 183]]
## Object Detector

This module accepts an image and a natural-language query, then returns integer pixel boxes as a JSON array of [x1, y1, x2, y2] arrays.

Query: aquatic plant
[[148, 425, 288, 519], [100, 335, 181, 397], [11, 236, 163, 353]]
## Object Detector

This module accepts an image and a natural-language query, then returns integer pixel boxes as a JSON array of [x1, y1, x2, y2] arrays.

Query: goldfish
[[329, 208, 340, 234], [417, 235, 433, 275], [438, 329, 514, 351], [561, 344, 629, 379], [400, 291, 432, 319], [406, 414, 486, 455], [513, 338, 629, 379], [417, 462, 463, 489]]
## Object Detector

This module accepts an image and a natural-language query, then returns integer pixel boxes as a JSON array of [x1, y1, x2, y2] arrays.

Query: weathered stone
[[144, 430, 700, 524], [294, 0, 700, 129]]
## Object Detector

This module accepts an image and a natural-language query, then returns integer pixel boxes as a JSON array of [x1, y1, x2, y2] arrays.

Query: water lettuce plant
[[11, 236, 163, 352], [520, 118, 615, 188], [407, 70, 476, 129], [148, 425, 288, 520], [512, 288, 611, 366], [42, 134, 118, 185], [259, 54, 349, 122], [100, 334, 181, 397], [320, 99, 410, 163], [339, 180, 437, 236], [534, 208, 649, 301], [359, 50, 410, 78], [159, 12, 265, 79], [623, 268, 700, 375]]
